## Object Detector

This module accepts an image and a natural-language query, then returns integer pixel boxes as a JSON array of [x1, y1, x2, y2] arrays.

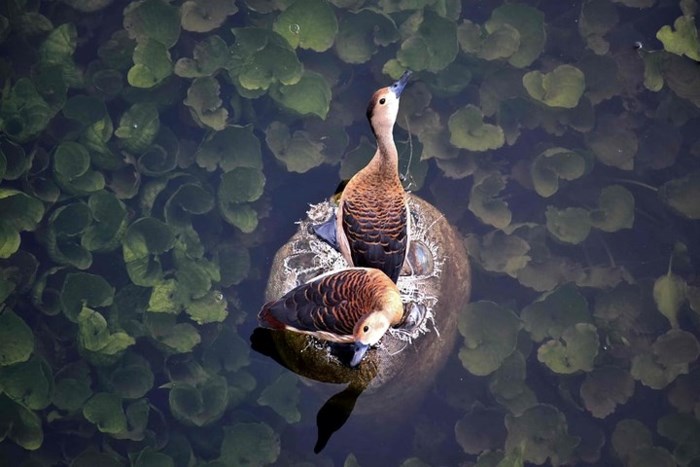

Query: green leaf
[[219, 204, 259, 233], [128, 39, 173, 88], [109, 353, 154, 399], [185, 290, 227, 324], [217, 244, 251, 287], [38, 23, 81, 87], [580, 366, 634, 418], [257, 372, 300, 423], [458, 301, 522, 376], [0, 189, 44, 233], [169, 374, 228, 426], [531, 147, 587, 198], [115, 103, 160, 154], [148, 279, 180, 313], [43, 203, 93, 269], [0, 310, 34, 366], [273, 0, 338, 52], [218, 167, 265, 205], [504, 404, 578, 465], [60, 272, 114, 322], [123, 217, 176, 286], [545, 206, 591, 245], [448, 105, 505, 151], [335, 9, 398, 64], [656, 15, 700, 61], [396, 10, 458, 72], [659, 171, 700, 219], [83, 392, 127, 434], [228, 27, 303, 91], [52, 376, 92, 412], [181, 0, 238, 33], [653, 271, 687, 329], [218, 422, 280, 465], [183, 77, 228, 130], [146, 314, 201, 353], [590, 185, 634, 232], [0, 357, 52, 410], [123, 0, 181, 47], [175, 35, 230, 78], [486, 4, 546, 68], [195, 125, 263, 172], [0, 79, 53, 142], [165, 183, 215, 229], [134, 448, 175, 467], [77, 307, 135, 366], [468, 171, 511, 229], [585, 118, 638, 170], [82, 191, 128, 252], [270, 70, 331, 119], [265, 121, 325, 173], [0, 396, 43, 450], [523, 65, 586, 109], [537, 323, 599, 374], [522, 283, 591, 342]]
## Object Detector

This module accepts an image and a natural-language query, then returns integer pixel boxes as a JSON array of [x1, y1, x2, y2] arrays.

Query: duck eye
[[379, 98, 386, 105], [363, 325, 369, 333]]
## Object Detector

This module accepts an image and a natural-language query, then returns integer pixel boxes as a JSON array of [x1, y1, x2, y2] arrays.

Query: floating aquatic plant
[[0, 0, 699, 464]]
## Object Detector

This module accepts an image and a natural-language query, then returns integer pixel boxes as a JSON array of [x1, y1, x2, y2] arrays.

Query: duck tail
[[258, 304, 287, 330]]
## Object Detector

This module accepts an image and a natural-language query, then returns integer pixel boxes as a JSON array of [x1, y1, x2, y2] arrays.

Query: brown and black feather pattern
[[341, 185, 407, 283], [259, 268, 392, 340]]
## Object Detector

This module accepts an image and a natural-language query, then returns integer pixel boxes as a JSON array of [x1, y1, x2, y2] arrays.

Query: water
[[1, 0, 699, 466]]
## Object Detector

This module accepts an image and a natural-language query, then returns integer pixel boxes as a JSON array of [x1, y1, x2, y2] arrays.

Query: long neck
[[366, 124, 400, 183]]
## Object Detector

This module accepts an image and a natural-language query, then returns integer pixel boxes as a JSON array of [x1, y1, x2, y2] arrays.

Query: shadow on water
[[250, 328, 368, 454]]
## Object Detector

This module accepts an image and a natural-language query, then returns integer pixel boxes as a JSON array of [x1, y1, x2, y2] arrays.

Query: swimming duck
[[258, 267, 404, 367], [334, 71, 412, 283]]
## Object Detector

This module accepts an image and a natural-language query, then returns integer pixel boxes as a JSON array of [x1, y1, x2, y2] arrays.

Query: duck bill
[[350, 342, 370, 367], [390, 70, 412, 98]]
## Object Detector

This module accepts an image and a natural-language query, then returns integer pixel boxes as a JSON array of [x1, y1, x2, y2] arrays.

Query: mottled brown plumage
[[337, 71, 412, 283], [258, 267, 404, 366]]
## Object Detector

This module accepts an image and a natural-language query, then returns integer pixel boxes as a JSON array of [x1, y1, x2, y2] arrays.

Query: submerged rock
[[261, 194, 471, 423]]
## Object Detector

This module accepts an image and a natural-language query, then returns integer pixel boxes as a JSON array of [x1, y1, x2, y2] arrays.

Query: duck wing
[[340, 196, 407, 283], [259, 269, 371, 338]]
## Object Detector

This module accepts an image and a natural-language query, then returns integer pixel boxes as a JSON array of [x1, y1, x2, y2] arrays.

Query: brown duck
[[335, 71, 412, 283], [258, 267, 404, 367]]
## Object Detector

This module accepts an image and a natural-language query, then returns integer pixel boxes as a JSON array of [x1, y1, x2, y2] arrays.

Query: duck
[[315, 71, 412, 283], [258, 267, 404, 367]]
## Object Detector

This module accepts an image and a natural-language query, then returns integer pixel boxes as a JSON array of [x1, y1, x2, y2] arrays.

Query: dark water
[[1, 0, 699, 466]]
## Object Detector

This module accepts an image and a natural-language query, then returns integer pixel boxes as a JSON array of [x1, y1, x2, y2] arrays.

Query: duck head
[[350, 289, 404, 367], [366, 70, 412, 136]]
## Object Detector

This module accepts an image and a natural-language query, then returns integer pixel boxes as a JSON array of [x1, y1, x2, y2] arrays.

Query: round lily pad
[[270, 70, 331, 119], [656, 15, 700, 62], [335, 9, 398, 64], [659, 171, 700, 219], [169, 374, 228, 426], [123, 0, 180, 48], [183, 77, 228, 130], [181, 0, 238, 33], [448, 105, 505, 152], [590, 185, 634, 232], [458, 301, 523, 376], [545, 206, 592, 245], [486, 4, 546, 68], [265, 121, 324, 173], [273, 0, 338, 52], [60, 272, 114, 322], [218, 422, 280, 465], [83, 392, 127, 434], [468, 171, 512, 229], [257, 372, 301, 423], [523, 65, 586, 109], [531, 147, 587, 198], [522, 283, 591, 342], [0, 309, 34, 366], [537, 323, 599, 374]]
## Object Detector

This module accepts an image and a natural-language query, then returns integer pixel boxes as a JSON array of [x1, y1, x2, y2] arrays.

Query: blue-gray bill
[[350, 342, 370, 367], [390, 70, 412, 98]]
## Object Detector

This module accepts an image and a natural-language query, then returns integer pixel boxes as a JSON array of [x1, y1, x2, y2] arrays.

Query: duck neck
[[367, 125, 400, 184]]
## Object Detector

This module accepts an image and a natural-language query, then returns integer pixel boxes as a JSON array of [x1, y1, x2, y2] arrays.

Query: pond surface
[[1, 0, 699, 466]]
